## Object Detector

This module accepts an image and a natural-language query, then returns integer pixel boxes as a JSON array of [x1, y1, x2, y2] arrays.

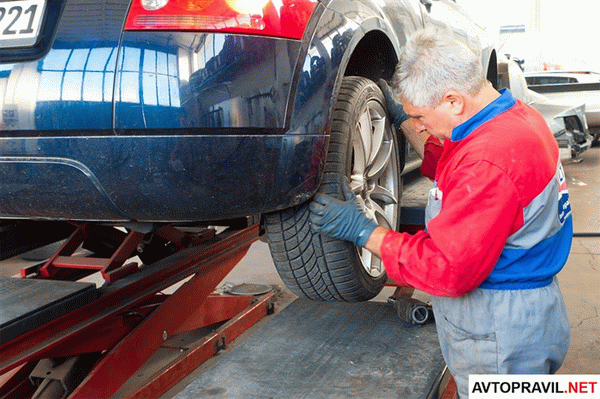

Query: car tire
[[264, 76, 403, 302]]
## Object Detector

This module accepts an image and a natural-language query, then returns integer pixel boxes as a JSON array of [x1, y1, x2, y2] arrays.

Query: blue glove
[[309, 181, 378, 247], [378, 79, 409, 128]]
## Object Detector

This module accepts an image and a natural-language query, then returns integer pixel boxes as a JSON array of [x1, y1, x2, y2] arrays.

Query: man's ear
[[442, 90, 465, 116]]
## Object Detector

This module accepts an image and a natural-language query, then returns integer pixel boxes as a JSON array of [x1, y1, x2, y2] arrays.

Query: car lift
[[0, 176, 456, 399], [0, 221, 278, 399]]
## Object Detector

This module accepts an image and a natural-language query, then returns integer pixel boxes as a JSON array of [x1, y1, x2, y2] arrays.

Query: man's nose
[[413, 119, 427, 133]]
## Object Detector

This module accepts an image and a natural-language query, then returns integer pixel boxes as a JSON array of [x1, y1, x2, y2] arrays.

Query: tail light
[[124, 0, 318, 39]]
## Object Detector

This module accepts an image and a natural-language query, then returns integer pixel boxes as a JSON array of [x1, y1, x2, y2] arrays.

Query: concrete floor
[[553, 145, 600, 374], [0, 146, 598, 397]]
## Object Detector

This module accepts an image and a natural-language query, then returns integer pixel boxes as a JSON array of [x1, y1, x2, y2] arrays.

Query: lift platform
[[0, 222, 278, 399]]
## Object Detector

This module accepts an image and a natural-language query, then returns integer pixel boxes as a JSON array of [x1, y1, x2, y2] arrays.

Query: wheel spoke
[[368, 109, 386, 165], [357, 111, 372, 164], [349, 175, 364, 193], [360, 248, 383, 275], [372, 200, 394, 230], [370, 184, 398, 206], [367, 139, 392, 180], [352, 113, 371, 179]]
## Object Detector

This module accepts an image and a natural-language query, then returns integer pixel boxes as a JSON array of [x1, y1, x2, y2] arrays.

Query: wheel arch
[[342, 29, 399, 81], [284, 11, 404, 200], [286, 9, 403, 134]]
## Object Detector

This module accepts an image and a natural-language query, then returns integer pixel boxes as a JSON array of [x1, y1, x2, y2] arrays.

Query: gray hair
[[394, 28, 485, 108]]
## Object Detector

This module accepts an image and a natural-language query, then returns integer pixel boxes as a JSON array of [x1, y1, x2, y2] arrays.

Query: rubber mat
[[0, 277, 97, 344], [174, 298, 444, 399]]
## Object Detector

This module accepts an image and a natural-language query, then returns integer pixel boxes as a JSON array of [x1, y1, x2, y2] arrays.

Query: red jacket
[[381, 90, 572, 297]]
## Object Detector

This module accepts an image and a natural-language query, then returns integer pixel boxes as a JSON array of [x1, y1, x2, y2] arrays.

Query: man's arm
[[378, 79, 430, 159], [399, 120, 429, 159], [364, 226, 388, 258], [378, 161, 522, 297]]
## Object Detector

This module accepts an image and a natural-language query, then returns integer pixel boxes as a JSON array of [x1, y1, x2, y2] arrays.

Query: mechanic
[[309, 29, 571, 398]]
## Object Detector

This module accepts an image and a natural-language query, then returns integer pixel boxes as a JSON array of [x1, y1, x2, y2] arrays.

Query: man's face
[[400, 96, 456, 140]]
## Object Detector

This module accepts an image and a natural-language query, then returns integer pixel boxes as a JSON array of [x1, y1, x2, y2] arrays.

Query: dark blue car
[[0, 0, 497, 301]]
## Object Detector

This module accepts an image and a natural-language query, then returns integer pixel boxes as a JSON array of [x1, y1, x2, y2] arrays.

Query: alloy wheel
[[349, 99, 400, 278]]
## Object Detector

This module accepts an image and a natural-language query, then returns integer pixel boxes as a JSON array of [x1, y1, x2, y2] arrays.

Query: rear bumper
[[554, 130, 593, 157], [1, 29, 331, 223], [0, 133, 326, 222], [1, 17, 340, 223]]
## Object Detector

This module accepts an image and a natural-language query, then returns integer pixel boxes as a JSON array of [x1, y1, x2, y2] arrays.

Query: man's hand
[[378, 79, 409, 128], [379, 78, 429, 159], [309, 181, 378, 247]]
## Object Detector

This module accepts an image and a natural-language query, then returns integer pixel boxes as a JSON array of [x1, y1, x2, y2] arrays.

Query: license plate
[[0, 0, 47, 49]]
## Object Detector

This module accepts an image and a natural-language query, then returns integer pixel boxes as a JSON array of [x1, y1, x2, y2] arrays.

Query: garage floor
[[0, 147, 598, 397], [553, 145, 600, 374]]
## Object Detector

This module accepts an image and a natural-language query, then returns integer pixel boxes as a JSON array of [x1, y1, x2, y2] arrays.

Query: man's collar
[[451, 88, 517, 142]]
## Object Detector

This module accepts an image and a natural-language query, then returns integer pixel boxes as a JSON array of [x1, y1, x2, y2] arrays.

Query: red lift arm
[[0, 222, 277, 399]]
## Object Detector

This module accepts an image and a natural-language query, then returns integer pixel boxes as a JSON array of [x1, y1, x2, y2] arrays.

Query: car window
[[525, 75, 589, 85], [538, 76, 570, 85]]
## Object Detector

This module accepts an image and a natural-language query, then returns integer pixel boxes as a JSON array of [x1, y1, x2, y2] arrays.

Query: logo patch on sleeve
[[557, 163, 571, 224]]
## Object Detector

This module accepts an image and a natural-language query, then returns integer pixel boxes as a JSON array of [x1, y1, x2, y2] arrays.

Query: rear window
[[526, 76, 579, 85]]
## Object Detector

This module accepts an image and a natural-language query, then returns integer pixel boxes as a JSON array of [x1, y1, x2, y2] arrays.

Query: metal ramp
[[0, 223, 280, 399], [174, 298, 446, 399], [0, 278, 97, 345]]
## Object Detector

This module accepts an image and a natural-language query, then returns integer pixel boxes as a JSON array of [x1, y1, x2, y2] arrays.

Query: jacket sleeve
[[380, 160, 523, 297], [420, 136, 444, 180]]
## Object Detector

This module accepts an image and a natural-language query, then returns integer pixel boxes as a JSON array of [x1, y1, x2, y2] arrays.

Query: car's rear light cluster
[[125, 0, 318, 39]]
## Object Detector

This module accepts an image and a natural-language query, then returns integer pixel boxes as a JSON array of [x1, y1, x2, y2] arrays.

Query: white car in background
[[499, 59, 593, 159], [525, 71, 600, 143]]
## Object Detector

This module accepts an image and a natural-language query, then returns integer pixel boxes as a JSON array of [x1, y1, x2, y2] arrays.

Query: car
[[0, 0, 497, 302], [499, 59, 593, 159], [524, 71, 600, 143]]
